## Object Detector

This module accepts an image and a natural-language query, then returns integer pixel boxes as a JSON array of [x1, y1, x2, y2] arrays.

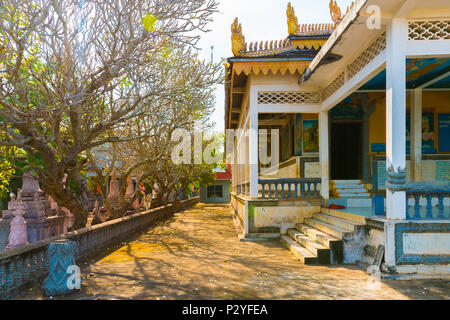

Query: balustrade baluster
[[294, 183, 298, 198], [426, 195, 433, 218], [261, 183, 266, 199], [14, 257, 23, 288], [414, 194, 421, 219], [21, 255, 28, 282], [28, 254, 37, 279], [0, 263, 5, 293], [405, 195, 409, 218], [281, 183, 285, 198], [438, 194, 445, 219], [287, 183, 291, 198], [5, 261, 13, 292]]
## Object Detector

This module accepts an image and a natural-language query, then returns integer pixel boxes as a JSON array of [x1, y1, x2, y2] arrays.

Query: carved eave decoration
[[233, 60, 311, 76], [290, 38, 328, 50]]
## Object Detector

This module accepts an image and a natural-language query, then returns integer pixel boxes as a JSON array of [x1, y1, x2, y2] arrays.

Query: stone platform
[[14, 204, 449, 300]]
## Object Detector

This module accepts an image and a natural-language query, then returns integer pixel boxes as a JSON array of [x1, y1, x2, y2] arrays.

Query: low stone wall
[[230, 193, 320, 239], [0, 197, 199, 299]]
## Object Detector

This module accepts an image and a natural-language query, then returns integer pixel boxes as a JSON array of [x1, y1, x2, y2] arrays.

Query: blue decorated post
[[42, 240, 81, 297]]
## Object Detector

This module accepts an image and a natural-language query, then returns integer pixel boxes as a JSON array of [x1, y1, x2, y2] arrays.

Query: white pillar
[[249, 91, 259, 198], [319, 111, 329, 201], [410, 88, 422, 181], [386, 18, 407, 220]]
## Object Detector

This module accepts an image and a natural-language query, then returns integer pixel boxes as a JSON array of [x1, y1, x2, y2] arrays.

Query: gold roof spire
[[287, 2, 299, 35], [231, 18, 246, 56], [329, 0, 342, 24]]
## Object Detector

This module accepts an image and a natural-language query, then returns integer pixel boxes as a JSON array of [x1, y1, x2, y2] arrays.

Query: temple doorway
[[330, 122, 363, 180]]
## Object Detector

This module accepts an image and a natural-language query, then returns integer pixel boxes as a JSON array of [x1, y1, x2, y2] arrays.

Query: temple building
[[200, 165, 232, 204], [225, 0, 450, 277]]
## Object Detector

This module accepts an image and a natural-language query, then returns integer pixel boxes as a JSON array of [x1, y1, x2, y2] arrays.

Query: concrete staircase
[[329, 180, 372, 208], [281, 209, 366, 265], [331, 180, 370, 198]]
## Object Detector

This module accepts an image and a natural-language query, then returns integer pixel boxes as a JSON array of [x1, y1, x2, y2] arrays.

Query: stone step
[[281, 235, 318, 265], [312, 213, 363, 232], [326, 198, 373, 209], [332, 180, 362, 184], [287, 229, 330, 263], [332, 184, 365, 189], [304, 218, 351, 240], [336, 188, 368, 194], [295, 223, 340, 247], [321, 208, 367, 224], [295, 224, 343, 264], [337, 193, 370, 198]]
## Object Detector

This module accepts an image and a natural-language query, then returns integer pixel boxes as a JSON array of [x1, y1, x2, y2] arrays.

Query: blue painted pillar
[[42, 240, 80, 297]]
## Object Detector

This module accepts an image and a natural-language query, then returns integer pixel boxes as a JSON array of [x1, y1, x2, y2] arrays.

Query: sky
[[195, 0, 355, 133]]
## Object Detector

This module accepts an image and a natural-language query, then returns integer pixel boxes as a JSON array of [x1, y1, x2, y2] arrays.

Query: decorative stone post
[[125, 176, 134, 200], [7, 191, 28, 249], [42, 239, 80, 297], [107, 169, 120, 208], [2, 192, 17, 219], [22, 170, 41, 193]]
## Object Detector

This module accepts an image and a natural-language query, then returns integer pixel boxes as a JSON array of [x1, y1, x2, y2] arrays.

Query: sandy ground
[[15, 203, 450, 300]]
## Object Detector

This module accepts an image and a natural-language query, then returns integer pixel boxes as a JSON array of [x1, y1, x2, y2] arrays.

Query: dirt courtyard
[[15, 203, 450, 300]]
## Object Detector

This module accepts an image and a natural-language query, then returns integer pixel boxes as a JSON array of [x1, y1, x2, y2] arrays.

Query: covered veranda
[[226, 0, 450, 274]]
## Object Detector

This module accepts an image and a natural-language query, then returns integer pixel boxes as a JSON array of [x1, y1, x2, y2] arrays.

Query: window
[[207, 185, 223, 199]]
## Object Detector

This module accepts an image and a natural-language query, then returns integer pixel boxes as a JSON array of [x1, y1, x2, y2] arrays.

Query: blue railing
[[259, 178, 321, 199], [406, 183, 450, 219]]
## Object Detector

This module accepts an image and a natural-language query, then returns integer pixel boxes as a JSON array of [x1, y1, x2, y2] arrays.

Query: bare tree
[[88, 46, 222, 218], [0, 0, 219, 228]]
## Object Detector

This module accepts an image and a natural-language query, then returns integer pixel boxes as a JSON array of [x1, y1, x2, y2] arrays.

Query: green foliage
[[0, 146, 25, 198], [142, 13, 158, 32]]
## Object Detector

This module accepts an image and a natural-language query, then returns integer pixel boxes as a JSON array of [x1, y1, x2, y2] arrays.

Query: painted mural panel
[[438, 114, 450, 152], [302, 120, 319, 153], [406, 113, 437, 154]]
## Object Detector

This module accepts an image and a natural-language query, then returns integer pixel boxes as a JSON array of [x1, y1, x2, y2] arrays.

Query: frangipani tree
[[0, 0, 219, 228]]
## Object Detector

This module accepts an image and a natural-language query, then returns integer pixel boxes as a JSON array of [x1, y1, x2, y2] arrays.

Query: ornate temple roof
[[230, 1, 355, 60], [225, 1, 356, 130]]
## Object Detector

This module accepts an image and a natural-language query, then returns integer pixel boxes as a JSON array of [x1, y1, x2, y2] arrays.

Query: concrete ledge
[[241, 233, 281, 242], [381, 263, 450, 280], [321, 207, 367, 224]]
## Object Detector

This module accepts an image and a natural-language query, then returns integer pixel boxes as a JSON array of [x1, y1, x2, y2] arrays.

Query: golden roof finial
[[231, 18, 246, 56], [329, 0, 342, 25], [287, 2, 299, 35]]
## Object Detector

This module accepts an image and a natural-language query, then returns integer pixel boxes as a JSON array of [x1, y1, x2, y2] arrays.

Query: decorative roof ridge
[[230, 2, 357, 57], [296, 23, 336, 36], [288, 2, 337, 36], [239, 38, 293, 57]]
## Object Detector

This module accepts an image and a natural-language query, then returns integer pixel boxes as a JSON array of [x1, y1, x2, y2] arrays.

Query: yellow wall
[[369, 93, 387, 148], [369, 91, 450, 154]]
